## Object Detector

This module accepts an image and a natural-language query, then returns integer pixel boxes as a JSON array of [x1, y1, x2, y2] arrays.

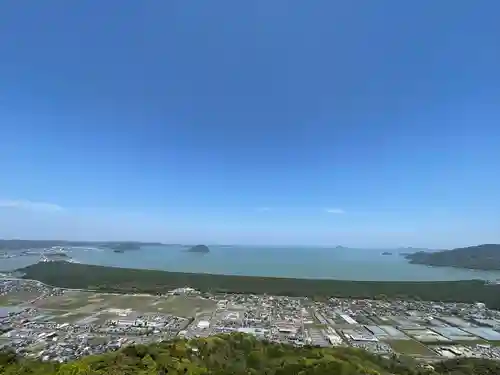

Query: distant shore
[[3, 240, 500, 281]]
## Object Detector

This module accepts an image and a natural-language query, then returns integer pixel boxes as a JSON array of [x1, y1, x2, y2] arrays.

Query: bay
[[3, 245, 500, 282]]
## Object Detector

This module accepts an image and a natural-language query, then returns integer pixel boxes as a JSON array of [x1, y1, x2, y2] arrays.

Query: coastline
[[3, 246, 500, 282], [3, 241, 500, 282], [16, 261, 500, 309]]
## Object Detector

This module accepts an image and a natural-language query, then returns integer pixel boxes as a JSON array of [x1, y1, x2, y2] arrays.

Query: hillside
[[405, 244, 500, 271], [2, 333, 499, 375]]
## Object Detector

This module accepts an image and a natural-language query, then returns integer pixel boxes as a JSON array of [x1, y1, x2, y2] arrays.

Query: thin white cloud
[[325, 208, 345, 214], [0, 199, 64, 212]]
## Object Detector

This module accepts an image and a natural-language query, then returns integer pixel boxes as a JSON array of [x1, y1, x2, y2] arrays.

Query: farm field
[[31, 291, 216, 319], [388, 339, 437, 357], [0, 291, 42, 306]]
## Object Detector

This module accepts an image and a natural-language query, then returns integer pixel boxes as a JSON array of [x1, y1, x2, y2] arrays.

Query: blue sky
[[1, 1, 499, 247]]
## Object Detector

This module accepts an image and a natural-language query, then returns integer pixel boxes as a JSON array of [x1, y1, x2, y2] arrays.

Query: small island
[[187, 244, 210, 253], [405, 244, 500, 271], [101, 242, 143, 251], [381, 251, 393, 256]]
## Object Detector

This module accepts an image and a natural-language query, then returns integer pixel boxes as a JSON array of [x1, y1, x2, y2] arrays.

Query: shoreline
[[3, 242, 500, 282], [16, 261, 500, 309]]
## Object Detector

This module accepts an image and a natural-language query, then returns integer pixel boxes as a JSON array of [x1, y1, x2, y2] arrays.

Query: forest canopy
[[2, 333, 500, 375]]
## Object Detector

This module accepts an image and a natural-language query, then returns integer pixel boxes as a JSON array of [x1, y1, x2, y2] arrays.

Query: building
[[197, 320, 210, 329], [340, 314, 357, 324]]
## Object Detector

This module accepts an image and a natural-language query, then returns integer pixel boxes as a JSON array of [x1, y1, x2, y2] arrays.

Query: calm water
[[2, 245, 500, 282]]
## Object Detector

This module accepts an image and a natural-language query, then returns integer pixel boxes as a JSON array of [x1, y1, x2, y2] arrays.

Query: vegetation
[[432, 357, 500, 375], [19, 262, 500, 308], [2, 333, 500, 375], [405, 244, 500, 271], [187, 245, 210, 253]]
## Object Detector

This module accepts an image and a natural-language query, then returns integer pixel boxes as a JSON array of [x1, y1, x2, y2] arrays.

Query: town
[[2, 278, 500, 363]]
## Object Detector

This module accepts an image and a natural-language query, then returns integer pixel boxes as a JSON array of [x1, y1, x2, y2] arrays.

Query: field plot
[[371, 316, 398, 326], [388, 339, 436, 357], [0, 338, 11, 348], [34, 291, 101, 311], [105, 295, 157, 311], [32, 291, 216, 318], [49, 311, 93, 324], [151, 296, 216, 317], [0, 291, 41, 306], [0, 295, 13, 306], [90, 312, 126, 325]]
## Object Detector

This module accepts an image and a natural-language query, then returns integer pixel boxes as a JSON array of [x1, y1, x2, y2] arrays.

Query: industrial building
[[365, 325, 390, 339], [438, 317, 471, 328], [276, 323, 298, 335], [390, 316, 422, 330], [340, 314, 357, 324], [431, 327, 479, 341], [197, 320, 210, 329], [472, 318, 500, 329], [379, 325, 409, 339], [342, 328, 378, 342], [463, 327, 500, 341], [324, 327, 343, 345], [404, 329, 450, 343]]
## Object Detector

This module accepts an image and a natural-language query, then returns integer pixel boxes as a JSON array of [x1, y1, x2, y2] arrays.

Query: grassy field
[[31, 291, 216, 318], [50, 312, 93, 324], [388, 339, 437, 356], [34, 291, 98, 310], [0, 295, 12, 306], [105, 295, 157, 310], [0, 291, 41, 306], [151, 296, 216, 316]]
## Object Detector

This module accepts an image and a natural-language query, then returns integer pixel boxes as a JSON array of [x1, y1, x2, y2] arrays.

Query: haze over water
[[3, 245, 500, 282]]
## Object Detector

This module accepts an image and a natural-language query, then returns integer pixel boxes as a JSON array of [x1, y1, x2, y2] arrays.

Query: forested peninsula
[[405, 244, 500, 271], [18, 262, 500, 309]]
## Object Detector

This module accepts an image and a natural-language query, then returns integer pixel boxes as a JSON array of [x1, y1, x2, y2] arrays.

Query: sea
[[2, 245, 500, 282]]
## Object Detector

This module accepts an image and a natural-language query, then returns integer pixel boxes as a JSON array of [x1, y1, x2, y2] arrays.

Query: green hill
[[405, 244, 500, 271], [2, 333, 499, 375]]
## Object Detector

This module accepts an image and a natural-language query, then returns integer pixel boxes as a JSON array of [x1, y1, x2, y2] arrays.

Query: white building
[[197, 320, 210, 329]]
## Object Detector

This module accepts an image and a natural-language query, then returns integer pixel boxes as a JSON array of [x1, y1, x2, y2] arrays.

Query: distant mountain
[[0, 240, 164, 251], [405, 244, 500, 271], [398, 247, 435, 252], [187, 244, 210, 253]]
